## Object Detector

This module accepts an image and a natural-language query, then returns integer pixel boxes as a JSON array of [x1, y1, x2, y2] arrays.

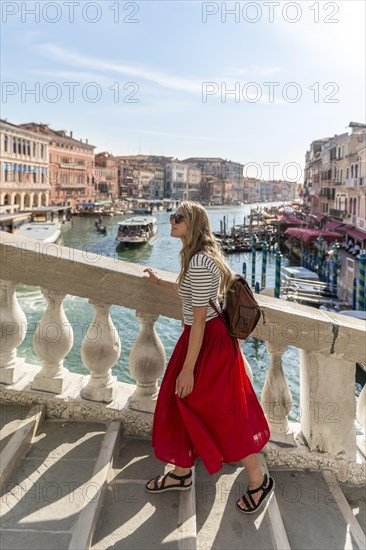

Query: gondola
[[95, 221, 107, 234]]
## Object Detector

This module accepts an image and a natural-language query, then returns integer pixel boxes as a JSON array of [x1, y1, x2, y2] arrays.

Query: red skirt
[[152, 315, 270, 475]]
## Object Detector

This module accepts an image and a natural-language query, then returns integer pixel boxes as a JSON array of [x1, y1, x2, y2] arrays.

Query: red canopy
[[276, 215, 307, 225], [285, 228, 343, 245], [347, 228, 366, 243], [325, 221, 344, 231], [338, 225, 353, 234]]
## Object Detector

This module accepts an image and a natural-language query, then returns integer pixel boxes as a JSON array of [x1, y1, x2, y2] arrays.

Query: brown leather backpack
[[209, 275, 264, 340]]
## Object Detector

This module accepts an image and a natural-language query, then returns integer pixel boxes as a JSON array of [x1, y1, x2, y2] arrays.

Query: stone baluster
[[32, 289, 73, 393], [0, 280, 27, 384], [356, 384, 366, 456], [356, 382, 366, 452], [81, 301, 120, 403], [300, 349, 356, 466], [261, 343, 294, 444], [128, 311, 166, 414]]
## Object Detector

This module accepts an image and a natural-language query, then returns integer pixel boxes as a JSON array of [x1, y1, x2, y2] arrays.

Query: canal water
[[16, 202, 302, 420]]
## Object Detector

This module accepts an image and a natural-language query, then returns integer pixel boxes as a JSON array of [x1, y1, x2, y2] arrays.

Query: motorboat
[[280, 265, 335, 306], [116, 216, 157, 246], [17, 222, 63, 244]]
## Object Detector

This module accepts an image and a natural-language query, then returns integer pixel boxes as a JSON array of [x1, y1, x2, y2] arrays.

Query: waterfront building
[[115, 155, 172, 199], [187, 165, 202, 201], [338, 123, 366, 230], [20, 123, 95, 209], [243, 176, 259, 203], [0, 119, 50, 213], [137, 168, 155, 198], [304, 122, 366, 228], [94, 152, 119, 201], [303, 138, 328, 214], [164, 161, 190, 200], [118, 161, 139, 199], [183, 157, 243, 203]]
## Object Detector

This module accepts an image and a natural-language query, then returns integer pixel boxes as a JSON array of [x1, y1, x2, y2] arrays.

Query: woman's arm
[[157, 279, 179, 291], [143, 268, 178, 291], [175, 305, 207, 398]]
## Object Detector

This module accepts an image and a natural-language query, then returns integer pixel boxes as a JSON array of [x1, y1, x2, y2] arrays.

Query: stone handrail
[[1, 233, 364, 359], [0, 232, 365, 484]]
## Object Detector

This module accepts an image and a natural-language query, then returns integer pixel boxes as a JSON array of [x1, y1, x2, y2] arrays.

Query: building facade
[[94, 152, 119, 201], [183, 157, 243, 203], [20, 123, 95, 208], [164, 162, 189, 200], [304, 122, 366, 230], [0, 119, 50, 213]]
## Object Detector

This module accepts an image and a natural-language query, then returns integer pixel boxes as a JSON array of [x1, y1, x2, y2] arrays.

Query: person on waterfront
[[143, 201, 274, 514]]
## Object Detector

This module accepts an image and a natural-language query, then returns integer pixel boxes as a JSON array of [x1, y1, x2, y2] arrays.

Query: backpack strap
[[209, 298, 221, 316]]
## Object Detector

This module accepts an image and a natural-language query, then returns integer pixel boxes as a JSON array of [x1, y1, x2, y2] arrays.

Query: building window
[[33, 142, 36, 156], [27, 142, 31, 156], [33, 167, 37, 183], [355, 164, 358, 178], [13, 139, 17, 153], [4, 135, 8, 152], [8, 167, 14, 182], [18, 140, 21, 154], [351, 165, 354, 178], [23, 141, 26, 155], [41, 145, 44, 159]]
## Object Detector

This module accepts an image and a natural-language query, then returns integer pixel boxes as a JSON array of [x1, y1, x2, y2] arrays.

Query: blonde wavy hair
[[176, 201, 236, 295]]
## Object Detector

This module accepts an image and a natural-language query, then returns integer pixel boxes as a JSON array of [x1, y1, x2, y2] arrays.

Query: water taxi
[[116, 216, 157, 246], [0, 207, 70, 244], [17, 222, 63, 244]]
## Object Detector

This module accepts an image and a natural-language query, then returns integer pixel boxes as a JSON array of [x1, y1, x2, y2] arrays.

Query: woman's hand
[[175, 368, 194, 399], [143, 268, 160, 285]]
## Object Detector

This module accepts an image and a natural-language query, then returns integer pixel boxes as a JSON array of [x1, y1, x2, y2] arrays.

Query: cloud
[[35, 43, 204, 93], [33, 44, 286, 104], [116, 128, 238, 143]]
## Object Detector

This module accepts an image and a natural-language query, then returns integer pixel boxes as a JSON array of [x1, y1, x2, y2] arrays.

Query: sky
[[1, 0, 365, 181]]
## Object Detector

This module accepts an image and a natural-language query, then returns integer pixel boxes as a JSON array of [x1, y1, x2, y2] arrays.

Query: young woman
[[143, 201, 274, 514]]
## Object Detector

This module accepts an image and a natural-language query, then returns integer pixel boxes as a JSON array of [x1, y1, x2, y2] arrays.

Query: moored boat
[[116, 216, 157, 246], [17, 222, 63, 244]]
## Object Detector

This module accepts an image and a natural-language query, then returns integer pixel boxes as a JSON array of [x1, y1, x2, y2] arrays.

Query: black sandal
[[236, 473, 275, 514], [145, 470, 192, 493]]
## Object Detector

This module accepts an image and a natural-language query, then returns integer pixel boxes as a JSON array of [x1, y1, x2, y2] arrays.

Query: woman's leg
[[237, 453, 269, 510], [146, 465, 192, 490]]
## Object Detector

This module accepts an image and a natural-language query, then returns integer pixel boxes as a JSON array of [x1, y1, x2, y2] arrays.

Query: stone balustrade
[[0, 232, 365, 483]]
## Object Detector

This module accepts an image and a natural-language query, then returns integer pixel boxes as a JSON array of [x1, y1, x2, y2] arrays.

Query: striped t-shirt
[[178, 253, 221, 325]]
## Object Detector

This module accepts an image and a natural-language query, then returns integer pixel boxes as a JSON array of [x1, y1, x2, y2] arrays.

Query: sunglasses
[[170, 213, 185, 224]]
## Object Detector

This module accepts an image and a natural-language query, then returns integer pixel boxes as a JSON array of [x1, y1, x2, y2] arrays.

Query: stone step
[[339, 481, 366, 536], [0, 401, 45, 491], [195, 460, 279, 550], [0, 419, 120, 550], [0, 402, 32, 453], [91, 437, 197, 549], [273, 469, 366, 550]]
